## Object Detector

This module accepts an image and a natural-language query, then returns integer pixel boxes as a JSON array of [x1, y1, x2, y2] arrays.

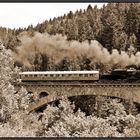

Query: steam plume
[[15, 32, 140, 69]]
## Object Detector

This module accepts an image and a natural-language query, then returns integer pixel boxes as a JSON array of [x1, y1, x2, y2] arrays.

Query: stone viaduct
[[17, 82, 140, 113]]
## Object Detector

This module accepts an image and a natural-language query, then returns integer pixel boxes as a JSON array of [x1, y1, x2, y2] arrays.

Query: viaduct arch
[[18, 83, 140, 113]]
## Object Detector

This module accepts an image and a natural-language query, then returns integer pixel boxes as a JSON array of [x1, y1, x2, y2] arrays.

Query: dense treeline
[[34, 3, 140, 52], [0, 3, 140, 71], [1, 3, 140, 51]]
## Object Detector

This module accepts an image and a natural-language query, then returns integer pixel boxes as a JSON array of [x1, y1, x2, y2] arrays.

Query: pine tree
[[66, 19, 78, 41], [77, 16, 94, 42]]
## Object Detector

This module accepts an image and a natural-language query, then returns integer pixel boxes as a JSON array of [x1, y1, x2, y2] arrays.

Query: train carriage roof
[[19, 71, 99, 75]]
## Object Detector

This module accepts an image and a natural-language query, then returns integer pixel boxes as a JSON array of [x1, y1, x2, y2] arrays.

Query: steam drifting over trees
[[0, 3, 139, 71], [15, 32, 140, 72]]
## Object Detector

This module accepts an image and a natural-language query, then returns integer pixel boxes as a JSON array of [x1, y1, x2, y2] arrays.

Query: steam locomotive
[[101, 68, 140, 82]]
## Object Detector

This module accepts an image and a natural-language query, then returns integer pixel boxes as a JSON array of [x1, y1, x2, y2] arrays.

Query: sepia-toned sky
[[0, 3, 106, 29]]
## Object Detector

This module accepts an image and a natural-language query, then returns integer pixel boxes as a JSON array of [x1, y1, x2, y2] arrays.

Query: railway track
[[16, 81, 140, 87]]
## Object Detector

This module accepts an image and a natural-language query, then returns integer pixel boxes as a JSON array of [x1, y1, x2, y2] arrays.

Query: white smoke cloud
[[15, 32, 140, 69]]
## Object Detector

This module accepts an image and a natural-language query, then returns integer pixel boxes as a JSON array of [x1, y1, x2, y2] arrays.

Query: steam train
[[19, 68, 140, 83]]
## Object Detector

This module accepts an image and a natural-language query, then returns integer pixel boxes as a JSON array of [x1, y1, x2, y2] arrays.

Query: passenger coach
[[19, 71, 99, 82]]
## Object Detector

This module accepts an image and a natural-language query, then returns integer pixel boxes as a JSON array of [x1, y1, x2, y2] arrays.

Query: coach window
[[85, 74, 89, 77], [79, 74, 84, 77]]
